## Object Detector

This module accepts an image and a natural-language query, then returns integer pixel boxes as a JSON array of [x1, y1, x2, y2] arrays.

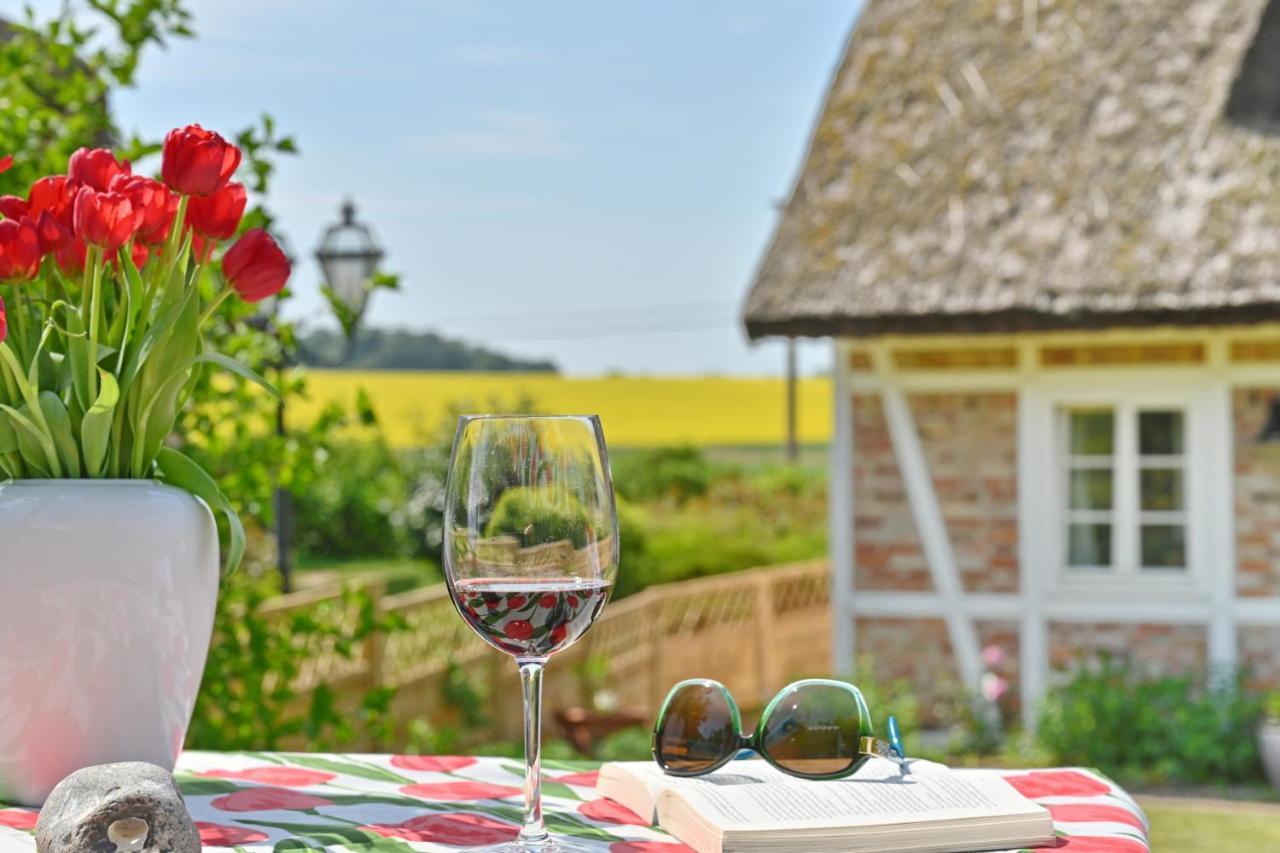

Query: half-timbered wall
[[830, 328, 1280, 728]]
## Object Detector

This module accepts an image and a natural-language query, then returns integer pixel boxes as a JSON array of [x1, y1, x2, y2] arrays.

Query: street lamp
[[315, 198, 384, 361]]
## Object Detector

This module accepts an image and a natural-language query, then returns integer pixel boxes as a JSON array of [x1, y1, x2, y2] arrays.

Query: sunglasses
[[652, 678, 905, 780]]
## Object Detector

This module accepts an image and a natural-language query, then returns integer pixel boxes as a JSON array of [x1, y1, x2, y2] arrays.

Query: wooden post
[[364, 580, 387, 691], [754, 573, 779, 701], [648, 597, 667, 712], [786, 339, 799, 463]]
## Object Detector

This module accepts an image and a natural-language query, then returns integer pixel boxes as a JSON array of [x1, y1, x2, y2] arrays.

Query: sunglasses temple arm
[[859, 715, 908, 770]]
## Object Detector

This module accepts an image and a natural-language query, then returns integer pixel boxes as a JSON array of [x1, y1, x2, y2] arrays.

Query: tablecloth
[[0, 752, 1150, 851]]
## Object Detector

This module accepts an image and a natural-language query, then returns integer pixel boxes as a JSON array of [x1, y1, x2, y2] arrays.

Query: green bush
[[486, 485, 592, 547], [1037, 656, 1265, 785], [188, 564, 400, 751], [293, 440, 419, 561], [611, 445, 723, 503]]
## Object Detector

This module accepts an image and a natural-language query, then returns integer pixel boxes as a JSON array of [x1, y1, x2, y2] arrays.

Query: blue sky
[[13, 0, 861, 375]]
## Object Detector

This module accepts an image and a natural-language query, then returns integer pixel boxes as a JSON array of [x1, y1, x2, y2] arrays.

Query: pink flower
[[362, 813, 519, 846], [197, 766, 336, 787], [195, 822, 269, 845], [1045, 803, 1146, 831], [981, 644, 1006, 668], [579, 797, 648, 826], [400, 780, 521, 801], [210, 787, 333, 812], [980, 672, 1009, 703], [0, 809, 37, 830], [610, 843, 697, 853], [390, 755, 477, 772], [1003, 770, 1111, 799]]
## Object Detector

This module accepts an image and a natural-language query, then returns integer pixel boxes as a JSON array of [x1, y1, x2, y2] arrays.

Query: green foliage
[[609, 444, 722, 503], [291, 439, 422, 561], [844, 656, 924, 756], [486, 485, 592, 547], [187, 566, 401, 751], [596, 726, 653, 762], [1037, 656, 1265, 785], [0, 1, 193, 187], [613, 458, 827, 598], [299, 327, 558, 372]]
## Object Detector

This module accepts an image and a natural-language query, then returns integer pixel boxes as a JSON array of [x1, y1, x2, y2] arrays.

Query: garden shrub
[[1037, 655, 1265, 785], [611, 445, 723, 503], [486, 485, 593, 547]]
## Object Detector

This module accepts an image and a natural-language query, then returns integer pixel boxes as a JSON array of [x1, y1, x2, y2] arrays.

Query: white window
[[1060, 406, 1187, 575], [1026, 382, 1213, 599]]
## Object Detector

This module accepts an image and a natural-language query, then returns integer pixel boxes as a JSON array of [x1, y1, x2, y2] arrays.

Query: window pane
[[1067, 523, 1111, 567], [1069, 410, 1114, 455], [1141, 524, 1186, 569], [1068, 468, 1113, 510], [1140, 468, 1183, 511], [1139, 410, 1184, 455]]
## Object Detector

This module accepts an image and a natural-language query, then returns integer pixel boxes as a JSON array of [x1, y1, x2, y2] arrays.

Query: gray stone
[[35, 762, 200, 853]]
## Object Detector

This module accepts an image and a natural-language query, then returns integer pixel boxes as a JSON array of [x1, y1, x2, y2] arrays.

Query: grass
[[1141, 796, 1280, 852], [294, 370, 834, 448]]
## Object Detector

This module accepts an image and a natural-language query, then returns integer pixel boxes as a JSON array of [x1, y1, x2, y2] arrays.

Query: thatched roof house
[[743, 0, 1280, 728], [745, 0, 1280, 338]]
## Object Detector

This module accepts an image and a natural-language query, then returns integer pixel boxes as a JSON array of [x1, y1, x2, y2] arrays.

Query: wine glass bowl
[[443, 415, 618, 851]]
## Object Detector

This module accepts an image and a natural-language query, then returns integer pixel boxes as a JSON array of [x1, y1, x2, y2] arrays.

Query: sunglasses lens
[[655, 682, 737, 773], [759, 682, 869, 777]]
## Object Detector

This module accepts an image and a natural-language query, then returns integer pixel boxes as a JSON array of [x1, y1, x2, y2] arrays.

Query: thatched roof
[[743, 0, 1280, 339]]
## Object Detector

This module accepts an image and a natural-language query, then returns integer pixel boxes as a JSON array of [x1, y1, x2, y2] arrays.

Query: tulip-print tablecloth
[[0, 752, 1149, 851]]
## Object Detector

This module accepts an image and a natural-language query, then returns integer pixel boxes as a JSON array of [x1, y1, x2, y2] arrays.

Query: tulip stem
[[86, 247, 103, 404], [199, 287, 232, 328]]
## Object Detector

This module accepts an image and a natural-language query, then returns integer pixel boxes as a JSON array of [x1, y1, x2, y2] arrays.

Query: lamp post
[[315, 198, 385, 363]]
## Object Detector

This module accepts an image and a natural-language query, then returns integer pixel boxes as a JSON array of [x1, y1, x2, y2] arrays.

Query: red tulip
[[0, 218, 42, 280], [73, 187, 140, 251], [67, 147, 130, 192], [0, 155, 11, 174], [222, 228, 290, 302], [107, 241, 150, 271], [191, 233, 214, 264], [109, 174, 176, 246], [28, 176, 76, 229], [55, 239, 87, 277], [30, 211, 73, 253], [162, 125, 241, 196], [0, 196, 27, 220], [188, 181, 246, 240]]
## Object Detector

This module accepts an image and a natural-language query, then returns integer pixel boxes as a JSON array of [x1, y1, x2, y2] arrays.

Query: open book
[[596, 758, 1055, 853]]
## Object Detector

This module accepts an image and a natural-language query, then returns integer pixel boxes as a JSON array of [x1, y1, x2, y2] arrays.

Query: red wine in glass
[[453, 577, 612, 657]]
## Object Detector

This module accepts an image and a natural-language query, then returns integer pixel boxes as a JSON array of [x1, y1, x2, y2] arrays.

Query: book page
[[659, 761, 1042, 832]]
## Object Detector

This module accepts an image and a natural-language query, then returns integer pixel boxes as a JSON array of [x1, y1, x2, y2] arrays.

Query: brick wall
[[1234, 388, 1280, 597], [853, 393, 932, 591], [1047, 622, 1207, 677], [855, 617, 960, 719], [911, 392, 1019, 593], [1239, 625, 1280, 688]]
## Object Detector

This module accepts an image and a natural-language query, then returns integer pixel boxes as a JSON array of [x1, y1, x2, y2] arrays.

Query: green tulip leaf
[[1, 402, 57, 477], [80, 369, 119, 478], [38, 391, 80, 478], [154, 447, 244, 574]]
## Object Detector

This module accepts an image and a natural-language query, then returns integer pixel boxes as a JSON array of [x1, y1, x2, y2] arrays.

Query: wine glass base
[[465, 837, 598, 852]]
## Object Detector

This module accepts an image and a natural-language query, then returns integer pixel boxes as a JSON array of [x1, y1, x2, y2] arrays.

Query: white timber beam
[[1206, 339, 1238, 679], [870, 346, 984, 691], [1016, 343, 1048, 731], [829, 340, 856, 676]]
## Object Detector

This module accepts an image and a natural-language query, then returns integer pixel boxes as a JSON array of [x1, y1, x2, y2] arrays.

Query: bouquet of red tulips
[[0, 124, 292, 571]]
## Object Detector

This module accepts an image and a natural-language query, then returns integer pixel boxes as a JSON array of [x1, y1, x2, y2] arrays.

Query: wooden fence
[[258, 560, 832, 746]]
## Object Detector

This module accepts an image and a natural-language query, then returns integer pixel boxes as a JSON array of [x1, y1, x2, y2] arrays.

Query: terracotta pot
[[0, 480, 219, 805]]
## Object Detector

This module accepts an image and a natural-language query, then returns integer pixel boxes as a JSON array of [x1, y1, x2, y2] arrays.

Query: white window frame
[[1027, 377, 1213, 601]]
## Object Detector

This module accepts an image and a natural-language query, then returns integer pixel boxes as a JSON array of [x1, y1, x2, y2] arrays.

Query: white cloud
[[411, 111, 576, 159]]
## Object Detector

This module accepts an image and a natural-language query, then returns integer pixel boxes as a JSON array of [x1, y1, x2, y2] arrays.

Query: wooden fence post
[[364, 580, 387, 692], [754, 573, 779, 701]]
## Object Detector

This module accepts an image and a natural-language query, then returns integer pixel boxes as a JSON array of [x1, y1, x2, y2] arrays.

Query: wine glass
[[443, 415, 619, 852]]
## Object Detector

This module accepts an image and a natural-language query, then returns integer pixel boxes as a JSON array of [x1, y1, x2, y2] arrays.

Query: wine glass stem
[[518, 659, 549, 844]]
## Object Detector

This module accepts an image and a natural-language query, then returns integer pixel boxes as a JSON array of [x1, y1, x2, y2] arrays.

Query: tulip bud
[[161, 125, 242, 196], [222, 228, 290, 303]]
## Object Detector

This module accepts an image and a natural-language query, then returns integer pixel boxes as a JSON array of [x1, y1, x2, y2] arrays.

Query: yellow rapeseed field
[[296, 371, 833, 448]]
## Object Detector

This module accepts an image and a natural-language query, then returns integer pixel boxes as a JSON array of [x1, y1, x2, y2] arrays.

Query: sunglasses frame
[[651, 677, 880, 780]]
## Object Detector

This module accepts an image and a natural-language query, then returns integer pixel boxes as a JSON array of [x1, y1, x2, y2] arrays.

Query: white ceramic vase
[[0, 480, 219, 805]]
